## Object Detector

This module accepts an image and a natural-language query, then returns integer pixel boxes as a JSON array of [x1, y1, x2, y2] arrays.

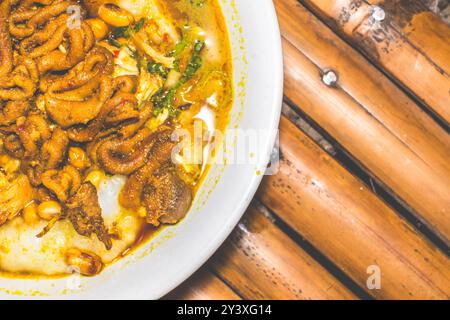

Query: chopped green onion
[[151, 39, 205, 118], [181, 40, 205, 82], [194, 40, 205, 52], [147, 62, 167, 77], [133, 18, 145, 32], [127, 45, 138, 59], [114, 18, 145, 40], [151, 87, 179, 117], [114, 26, 130, 38], [190, 0, 205, 7], [173, 59, 180, 72], [171, 33, 189, 57], [107, 38, 122, 48]]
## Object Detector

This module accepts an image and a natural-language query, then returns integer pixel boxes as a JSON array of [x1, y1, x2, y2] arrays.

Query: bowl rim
[[0, 0, 283, 300]]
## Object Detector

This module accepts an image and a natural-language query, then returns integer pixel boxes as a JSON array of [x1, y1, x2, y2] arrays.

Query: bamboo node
[[369, 5, 386, 22], [322, 70, 338, 87]]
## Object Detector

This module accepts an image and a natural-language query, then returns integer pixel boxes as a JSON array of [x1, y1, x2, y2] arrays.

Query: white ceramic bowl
[[0, 0, 283, 299]]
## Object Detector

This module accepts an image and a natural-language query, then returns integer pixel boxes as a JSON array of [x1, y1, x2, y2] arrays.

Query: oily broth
[[162, 0, 233, 187], [116, 0, 234, 262], [167, 0, 233, 131], [0, 0, 233, 277]]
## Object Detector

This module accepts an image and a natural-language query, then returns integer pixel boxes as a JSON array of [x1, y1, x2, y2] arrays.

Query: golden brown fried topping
[[10, 0, 95, 74], [41, 165, 81, 202], [0, 0, 39, 125], [41, 127, 69, 170], [15, 114, 51, 157], [0, 57, 39, 101], [0, 100, 30, 126], [66, 182, 112, 250], [0, 0, 13, 78], [43, 46, 115, 127], [68, 75, 139, 142], [0, 173, 33, 226], [119, 129, 175, 209], [143, 168, 192, 226], [96, 127, 159, 175], [118, 129, 192, 226], [118, 129, 191, 226], [0, 0, 196, 255]]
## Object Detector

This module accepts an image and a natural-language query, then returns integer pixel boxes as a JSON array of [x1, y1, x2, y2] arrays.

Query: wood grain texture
[[257, 116, 450, 299], [210, 204, 357, 300], [422, 0, 450, 23], [367, 0, 450, 70], [299, 0, 450, 123], [164, 269, 241, 300], [275, 0, 450, 244]]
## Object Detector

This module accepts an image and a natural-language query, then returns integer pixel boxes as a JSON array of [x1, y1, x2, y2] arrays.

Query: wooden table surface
[[165, 0, 450, 300]]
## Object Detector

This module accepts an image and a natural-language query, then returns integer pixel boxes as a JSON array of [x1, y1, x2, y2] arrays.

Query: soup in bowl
[[0, 0, 282, 298]]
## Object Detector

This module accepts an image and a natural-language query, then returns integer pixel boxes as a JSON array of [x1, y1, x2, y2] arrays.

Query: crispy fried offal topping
[[66, 182, 112, 250], [0, 0, 194, 252], [0, 173, 33, 226]]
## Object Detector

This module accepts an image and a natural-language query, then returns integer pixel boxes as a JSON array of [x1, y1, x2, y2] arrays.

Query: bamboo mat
[[165, 0, 450, 300]]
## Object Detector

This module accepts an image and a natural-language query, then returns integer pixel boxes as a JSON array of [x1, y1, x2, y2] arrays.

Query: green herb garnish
[[190, 0, 205, 7], [171, 31, 189, 57], [173, 59, 180, 72], [151, 88, 179, 117], [107, 37, 122, 48], [127, 45, 138, 59], [151, 39, 205, 118], [181, 40, 205, 82], [114, 26, 130, 38], [133, 18, 145, 32], [147, 62, 168, 77], [114, 18, 145, 39]]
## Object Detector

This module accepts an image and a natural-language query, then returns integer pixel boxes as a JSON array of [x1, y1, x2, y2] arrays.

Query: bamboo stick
[[276, 0, 450, 179], [257, 116, 450, 299], [210, 204, 357, 300], [282, 37, 450, 245], [367, 0, 450, 70], [421, 0, 450, 24], [275, 0, 450, 244], [164, 269, 241, 300], [298, 0, 450, 123]]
